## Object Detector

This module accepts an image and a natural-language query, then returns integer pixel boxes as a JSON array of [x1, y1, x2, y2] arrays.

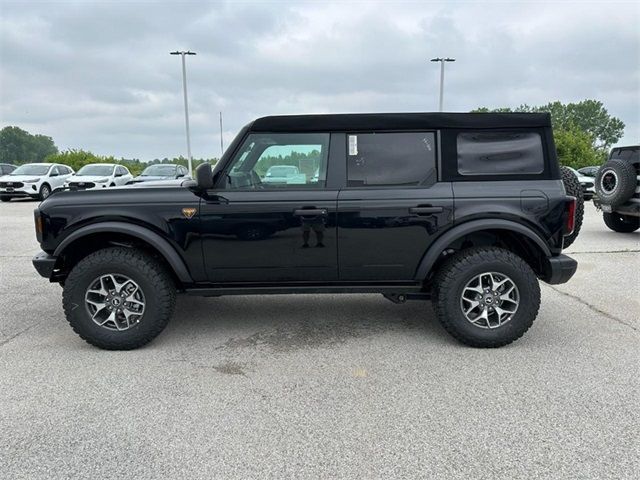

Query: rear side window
[[457, 131, 544, 176], [347, 132, 436, 187]]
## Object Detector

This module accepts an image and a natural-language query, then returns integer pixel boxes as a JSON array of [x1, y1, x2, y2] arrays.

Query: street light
[[430, 57, 455, 112], [170, 50, 196, 176]]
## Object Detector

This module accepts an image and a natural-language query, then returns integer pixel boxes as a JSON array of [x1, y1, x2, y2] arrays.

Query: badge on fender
[[182, 207, 197, 219]]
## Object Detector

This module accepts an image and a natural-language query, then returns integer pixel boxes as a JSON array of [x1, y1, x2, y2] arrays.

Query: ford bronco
[[32, 113, 578, 350]]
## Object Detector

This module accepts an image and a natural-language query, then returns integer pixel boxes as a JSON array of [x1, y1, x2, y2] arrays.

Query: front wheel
[[62, 247, 176, 350], [0, 197, 11, 202], [433, 247, 541, 348], [39, 183, 51, 200], [603, 212, 640, 233]]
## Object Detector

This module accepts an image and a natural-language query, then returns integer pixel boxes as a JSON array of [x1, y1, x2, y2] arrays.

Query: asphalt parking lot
[[1, 198, 638, 479]]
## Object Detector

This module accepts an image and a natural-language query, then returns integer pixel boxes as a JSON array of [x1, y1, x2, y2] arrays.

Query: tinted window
[[224, 133, 330, 189], [610, 148, 638, 162], [347, 132, 436, 187], [457, 131, 544, 175]]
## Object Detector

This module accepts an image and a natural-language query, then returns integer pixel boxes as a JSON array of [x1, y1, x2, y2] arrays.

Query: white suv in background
[[0, 163, 74, 201], [65, 164, 133, 190]]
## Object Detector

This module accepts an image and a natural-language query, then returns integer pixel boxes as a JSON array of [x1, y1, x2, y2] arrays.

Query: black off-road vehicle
[[594, 146, 640, 232], [32, 113, 577, 350]]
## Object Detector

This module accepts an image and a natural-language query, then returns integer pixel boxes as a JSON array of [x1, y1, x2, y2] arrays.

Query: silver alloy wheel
[[84, 274, 146, 331], [460, 272, 519, 329], [41, 185, 50, 199]]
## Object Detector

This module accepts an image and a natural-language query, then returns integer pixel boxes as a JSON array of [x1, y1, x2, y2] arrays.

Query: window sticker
[[348, 135, 358, 156]]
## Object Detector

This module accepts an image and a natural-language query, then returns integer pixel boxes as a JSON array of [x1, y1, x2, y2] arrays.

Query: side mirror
[[49, 171, 59, 177], [177, 173, 185, 178], [195, 162, 214, 190]]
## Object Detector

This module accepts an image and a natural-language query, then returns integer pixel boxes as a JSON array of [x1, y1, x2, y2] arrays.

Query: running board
[[183, 282, 427, 297]]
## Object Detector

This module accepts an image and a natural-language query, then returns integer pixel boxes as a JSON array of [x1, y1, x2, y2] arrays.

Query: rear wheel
[[62, 247, 176, 350], [433, 247, 540, 348], [0, 197, 10, 202], [603, 212, 640, 233], [560, 166, 584, 248]]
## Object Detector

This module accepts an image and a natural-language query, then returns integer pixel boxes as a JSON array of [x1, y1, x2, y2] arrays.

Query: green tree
[[553, 125, 600, 169], [0, 126, 58, 164], [45, 149, 102, 172]]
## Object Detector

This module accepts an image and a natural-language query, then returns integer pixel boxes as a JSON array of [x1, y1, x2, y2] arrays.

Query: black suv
[[594, 146, 640, 232], [32, 113, 577, 350]]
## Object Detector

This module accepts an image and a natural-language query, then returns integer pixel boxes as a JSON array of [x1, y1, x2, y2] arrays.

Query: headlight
[[23, 178, 41, 183], [95, 177, 109, 183]]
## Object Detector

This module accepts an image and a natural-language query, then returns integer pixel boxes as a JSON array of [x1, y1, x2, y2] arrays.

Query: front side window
[[457, 131, 544, 176], [347, 132, 436, 187], [223, 133, 330, 189]]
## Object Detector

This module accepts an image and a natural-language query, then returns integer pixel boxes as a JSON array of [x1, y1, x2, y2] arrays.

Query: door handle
[[293, 208, 328, 217], [409, 206, 443, 215]]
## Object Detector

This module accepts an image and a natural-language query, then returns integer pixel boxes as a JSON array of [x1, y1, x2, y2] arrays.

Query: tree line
[[0, 127, 218, 176], [0, 99, 626, 173]]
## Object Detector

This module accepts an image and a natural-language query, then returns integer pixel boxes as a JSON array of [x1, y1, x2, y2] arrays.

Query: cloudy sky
[[1, 0, 638, 160]]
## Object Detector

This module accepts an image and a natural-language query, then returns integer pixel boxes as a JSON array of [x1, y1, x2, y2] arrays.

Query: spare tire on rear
[[595, 159, 636, 207], [560, 166, 584, 249]]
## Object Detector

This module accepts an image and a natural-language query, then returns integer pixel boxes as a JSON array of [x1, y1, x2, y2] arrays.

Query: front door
[[337, 131, 454, 281], [200, 132, 339, 283]]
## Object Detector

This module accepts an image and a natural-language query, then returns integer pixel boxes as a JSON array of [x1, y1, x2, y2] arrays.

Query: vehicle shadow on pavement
[[161, 294, 452, 352]]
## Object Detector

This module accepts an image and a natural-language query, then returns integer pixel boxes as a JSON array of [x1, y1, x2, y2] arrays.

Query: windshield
[[77, 165, 114, 176], [267, 166, 299, 176], [11, 164, 51, 176], [141, 165, 177, 176]]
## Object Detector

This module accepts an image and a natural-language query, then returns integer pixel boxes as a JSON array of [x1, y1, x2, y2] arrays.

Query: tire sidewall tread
[[434, 247, 541, 348], [62, 247, 176, 350]]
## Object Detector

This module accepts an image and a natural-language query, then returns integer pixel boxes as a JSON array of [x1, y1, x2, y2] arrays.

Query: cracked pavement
[[1, 199, 638, 479]]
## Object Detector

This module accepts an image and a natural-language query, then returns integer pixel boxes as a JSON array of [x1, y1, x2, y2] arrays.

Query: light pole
[[170, 50, 196, 175], [430, 57, 455, 111]]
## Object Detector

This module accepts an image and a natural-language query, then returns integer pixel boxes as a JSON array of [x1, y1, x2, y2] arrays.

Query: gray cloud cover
[[1, 0, 638, 160]]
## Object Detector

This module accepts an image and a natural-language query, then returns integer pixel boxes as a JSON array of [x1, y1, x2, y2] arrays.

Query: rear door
[[337, 131, 453, 281]]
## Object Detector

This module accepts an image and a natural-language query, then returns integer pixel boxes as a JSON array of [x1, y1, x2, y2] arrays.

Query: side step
[[184, 282, 428, 298]]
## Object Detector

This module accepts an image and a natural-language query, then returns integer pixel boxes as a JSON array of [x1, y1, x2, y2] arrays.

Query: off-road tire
[[433, 247, 541, 348], [62, 247, 176, 350], [39, 183, 51, 201], [603, 212, 640, 233], [595, 159, 636, 207], [560, 166, 584, 248]]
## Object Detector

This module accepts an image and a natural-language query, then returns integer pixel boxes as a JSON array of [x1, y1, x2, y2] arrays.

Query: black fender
[[414, 219, 551, 280], [53, 221, 194, 283]]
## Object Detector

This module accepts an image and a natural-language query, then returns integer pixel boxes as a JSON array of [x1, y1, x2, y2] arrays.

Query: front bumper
[[32, 251, 58, 279], [541, 254, 577, 285], [0, 186, 38, 197]]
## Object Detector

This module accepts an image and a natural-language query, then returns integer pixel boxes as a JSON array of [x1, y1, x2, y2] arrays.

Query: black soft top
[[250, 112, 551, 132]]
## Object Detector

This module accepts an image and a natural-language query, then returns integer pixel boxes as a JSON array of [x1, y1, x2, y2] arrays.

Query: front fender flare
[[414, 219, 551, 280], [53, 221, 194, 283]]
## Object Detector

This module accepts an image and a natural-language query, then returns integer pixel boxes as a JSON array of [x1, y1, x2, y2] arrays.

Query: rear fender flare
[[414, 219, 551, 280]]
